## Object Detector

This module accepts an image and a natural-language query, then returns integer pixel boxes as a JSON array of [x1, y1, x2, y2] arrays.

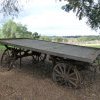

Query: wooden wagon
[[0, 38, 100, 88]]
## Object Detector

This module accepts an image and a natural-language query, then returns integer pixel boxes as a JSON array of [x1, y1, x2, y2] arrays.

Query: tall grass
[[82, 44, 100, 48], [0, 45, 6, 51]]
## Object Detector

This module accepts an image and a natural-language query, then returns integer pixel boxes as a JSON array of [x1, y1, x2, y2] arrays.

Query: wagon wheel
[[1, 49, 14, 71], [32, 54, 46, 63], [97, 59, 100, 72], [95, 57, 100, 73], [52, 63, 81, 88], [92, 55, 100, 73]]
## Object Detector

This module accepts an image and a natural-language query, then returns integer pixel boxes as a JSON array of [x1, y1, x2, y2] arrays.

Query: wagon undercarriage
[[1, 45, 47, 70], [0, 45, 95, 89]]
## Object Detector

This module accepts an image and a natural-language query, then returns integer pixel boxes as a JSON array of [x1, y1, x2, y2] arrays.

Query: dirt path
[[0, 55, 100, 100]]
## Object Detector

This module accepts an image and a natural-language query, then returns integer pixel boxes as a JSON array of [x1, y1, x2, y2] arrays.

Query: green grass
[[82, 44, 100, 48], [0, 45, 6, 50]]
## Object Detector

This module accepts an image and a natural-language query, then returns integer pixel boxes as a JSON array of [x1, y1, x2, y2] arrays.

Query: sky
[[13, 0, 99, 36]]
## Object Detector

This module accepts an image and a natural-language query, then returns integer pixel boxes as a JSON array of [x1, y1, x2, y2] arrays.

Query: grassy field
[[0, 45, 6, 50], [82, 44, 100, 48]]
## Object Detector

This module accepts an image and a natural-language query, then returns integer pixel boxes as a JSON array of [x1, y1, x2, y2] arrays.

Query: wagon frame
[[0, 38, 100, 88]]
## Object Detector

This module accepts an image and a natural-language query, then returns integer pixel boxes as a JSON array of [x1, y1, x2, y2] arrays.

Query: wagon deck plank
[[0, 38, 100, 63]]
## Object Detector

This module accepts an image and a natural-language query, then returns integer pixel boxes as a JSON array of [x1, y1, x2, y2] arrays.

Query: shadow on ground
[[0, 52, 100, 100]]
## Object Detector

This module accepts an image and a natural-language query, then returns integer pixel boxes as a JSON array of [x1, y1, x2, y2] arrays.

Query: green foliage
[[61, 0, 100, 30], [40, 36, 52, 41], [1, 19, 40, 39], [2, 19, 17, 38], [0, 0, 20, 17], [16, 23, 32, 38], [54, 37, 63, 42], [0, 28, 4, 38], [0, 45, 6, 50], [63, 38, 68, 42], [32, 32, 40, 39], [83, 44, 100, 48], [0, 0, 100, 32], [1, 0, 100, 31], [77, 36, 100, 42]]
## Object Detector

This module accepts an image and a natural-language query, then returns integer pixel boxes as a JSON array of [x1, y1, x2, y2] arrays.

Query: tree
[[32, 32, 40, 39], [0, 0, 21, 17], [2, 19, 17, 38], [16, 23, 29, 38], [2, 19, 32, 38], [61, 0, 100, 30], [2, 19, 41, 39], [0, 28, 3, 38], [0, 0, 100, 31]]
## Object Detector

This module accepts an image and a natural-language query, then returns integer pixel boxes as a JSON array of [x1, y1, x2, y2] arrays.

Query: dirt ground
[[0, 52, 100, 100]]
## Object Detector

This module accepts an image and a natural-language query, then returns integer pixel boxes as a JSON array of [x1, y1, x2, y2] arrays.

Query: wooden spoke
[[32, 54, 46, 63], [67, 65, 72, 74], [68, 80, 77, 87], [39, 54, 46, 62], [69, 72, 76, 77], [54, 69, 62, 75], [54, 73, 63, 77], [52, 63, 81, 88], [95, 57, 100, 73], [69, 77, 78, 81], [58, 64, 66, 74], [33, 55, 38, 61]]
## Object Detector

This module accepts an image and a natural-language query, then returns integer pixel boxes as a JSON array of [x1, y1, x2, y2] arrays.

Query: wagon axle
[[1, 46, 46, 70]]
